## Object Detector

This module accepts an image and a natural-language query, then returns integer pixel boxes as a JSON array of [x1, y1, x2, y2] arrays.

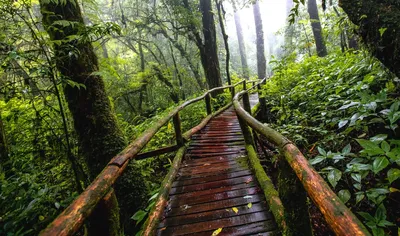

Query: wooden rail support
[[257, 82, 267, 121], [243, 92, 251, 114], [277, 157, 312, 236], [135, 145, 180, 160], [237, 114, 288, 234], [205, 93, 212, 115], [173, 112, 184, 146]]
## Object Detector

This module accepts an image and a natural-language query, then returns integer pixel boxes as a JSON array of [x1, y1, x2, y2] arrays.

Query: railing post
[[205, 93, 212, 115], [173, 112, 184, 146], [243, 80, 247, 90], [257, 80, 268, 121], [230, 86, 235, 99], [243, 92, 251, 114]]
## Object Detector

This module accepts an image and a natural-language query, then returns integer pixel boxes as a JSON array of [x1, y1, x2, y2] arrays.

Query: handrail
[[233, 88, 371, 235], [40, 79, 249, 235]]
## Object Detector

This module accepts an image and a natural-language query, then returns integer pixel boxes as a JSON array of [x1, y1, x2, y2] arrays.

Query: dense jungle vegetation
[[0, 0, 399, 235]]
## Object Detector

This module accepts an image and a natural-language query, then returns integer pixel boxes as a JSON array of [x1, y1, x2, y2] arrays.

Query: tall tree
[[181, 0, 222, 95], [39, 0, 125, 234], [216, 0, 231, 85], [232, 1, 249, 79], [307, 0, 328, 57], [0, 115, 8, 165], [340, 0, 400, 78], [285, 0, 295, 47], [200, 0, 223, 92], [253, 0, 266, 80]]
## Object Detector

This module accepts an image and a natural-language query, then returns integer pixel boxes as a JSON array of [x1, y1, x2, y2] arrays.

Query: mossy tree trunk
[[39, 0, 125, 234], [340, 0, 400, 78], [308, 0, 328, 57], [200, 0, 223, 94]]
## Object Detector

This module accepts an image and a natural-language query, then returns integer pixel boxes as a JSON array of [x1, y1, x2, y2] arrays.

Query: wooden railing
[[40, 80, 254, 236], [233, 82, 371, 236]]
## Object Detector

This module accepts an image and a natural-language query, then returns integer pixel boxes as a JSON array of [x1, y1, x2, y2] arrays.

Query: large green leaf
[[387, 168, 400, 183], [327, 168, 342, 188], [372, 157, 389, 174], [338, 189, 351, 204], [356, 139, 385, 156]]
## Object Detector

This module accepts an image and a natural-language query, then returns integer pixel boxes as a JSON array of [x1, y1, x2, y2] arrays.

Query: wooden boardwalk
[[156, 106, 279, 235]]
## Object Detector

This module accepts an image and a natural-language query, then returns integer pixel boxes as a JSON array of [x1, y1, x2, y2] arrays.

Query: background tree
[[39, 0, 125, 234], [232, 0, 249, 79], [340, 0, 400, 78], [307, 0, 328, 57], [200, 0, 223, 92], [253, 0, 266, 80]]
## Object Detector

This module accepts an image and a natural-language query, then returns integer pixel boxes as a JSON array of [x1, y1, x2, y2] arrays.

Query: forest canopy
[[0, 0, 399, 235]]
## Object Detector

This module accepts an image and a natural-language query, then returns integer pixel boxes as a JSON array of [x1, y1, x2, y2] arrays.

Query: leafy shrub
[[264, 50, 399, 235]]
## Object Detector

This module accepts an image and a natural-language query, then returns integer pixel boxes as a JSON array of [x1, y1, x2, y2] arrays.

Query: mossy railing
[[40, 80, 254, 236], [233, 85, 371, 236]]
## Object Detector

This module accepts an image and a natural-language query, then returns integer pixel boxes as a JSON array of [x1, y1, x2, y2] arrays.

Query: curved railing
[[40, 80, 254, 235], [233, 83, 371, 236]]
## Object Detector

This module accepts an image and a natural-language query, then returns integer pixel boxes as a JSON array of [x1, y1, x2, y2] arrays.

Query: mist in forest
[[224, 0, 288, 77]]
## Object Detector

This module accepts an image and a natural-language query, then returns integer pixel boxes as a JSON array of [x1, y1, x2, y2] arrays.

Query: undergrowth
[[264, 50, 399, 236]]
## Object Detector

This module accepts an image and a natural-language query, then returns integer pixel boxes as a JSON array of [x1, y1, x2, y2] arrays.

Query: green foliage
[[264, 50, 399, 235]]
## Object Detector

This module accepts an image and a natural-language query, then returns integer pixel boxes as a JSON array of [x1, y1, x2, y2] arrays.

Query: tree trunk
[[253, 0, 266, 80], [216, 0, 231, 85], [285, 0, 295, 48], [0, 114, 8, 166], [39, 0, 125, 234], [200, 0, 223, 95], [157, 27, 205, 89], [340, 0, 400, 78], [232, 2, 249, 79], [307, 0, 328, 57]]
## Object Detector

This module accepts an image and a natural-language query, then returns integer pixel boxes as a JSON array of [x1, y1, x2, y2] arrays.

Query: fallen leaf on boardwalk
[[181, 204, 191, 210], [247, 203, 252, 209], [232, 207, 238, 214], [212, 228, 223, 236], [243, 195, 253, 199], [203, 163, 211, 166], [160, 227, 166, 231], [245, 178, 252, 184]]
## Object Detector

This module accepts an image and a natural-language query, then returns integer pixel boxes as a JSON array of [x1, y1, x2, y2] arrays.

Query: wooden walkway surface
[[156, 105, 279, 235]]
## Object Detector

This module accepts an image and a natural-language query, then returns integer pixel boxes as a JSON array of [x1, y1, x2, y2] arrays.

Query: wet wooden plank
[[172, 170, 252, 187], [175, 168, 252, 180], [181, 156, 241, 167], [166, 195, 262, 217], [169, 183, 256, 202], [187, 147, 245, 153], [189, 221, 278, 236], [170, 176, 254, 194], [176, 166, 249, 180], [159, 202, 270, 228], [168, 187, 261, 207], [179, 159, 245, 172], [185, 152, 245, 158], [158, 212, 272, 235]]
